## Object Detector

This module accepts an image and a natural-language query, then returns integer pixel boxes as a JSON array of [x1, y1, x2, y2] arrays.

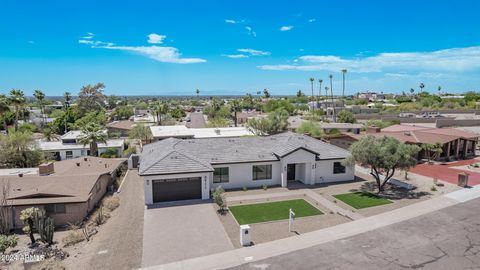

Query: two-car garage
[[152, 177, 202, 203]]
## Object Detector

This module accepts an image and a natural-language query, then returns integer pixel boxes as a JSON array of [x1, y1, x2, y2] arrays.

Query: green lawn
[[229, 199, 322, 225], [333, 192, 392, 209]]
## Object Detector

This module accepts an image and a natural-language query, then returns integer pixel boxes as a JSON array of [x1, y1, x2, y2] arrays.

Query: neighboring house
[[149, 125, 254, 141], [357, 91, 386, 101], [0, 157, 126, 229], [38, 130, 125, 160], [139, 132, 354, 204], [345, 124, 478, 160], [186, 112, 206, 128], [107, 120, 138, 137], [236, 111, 263, 125], [287, 116, 362, 135]]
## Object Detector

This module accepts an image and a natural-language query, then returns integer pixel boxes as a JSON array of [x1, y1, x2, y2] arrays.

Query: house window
[[65, 151, 73, 159], [45, 204, 66, 214], [213, 167, 229, 183], [333, 162, 346, 174], [253, 165, 272, 180]]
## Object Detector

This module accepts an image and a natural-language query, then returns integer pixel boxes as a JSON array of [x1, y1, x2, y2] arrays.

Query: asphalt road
[[85, 170, 145, 270], [231, 197, 480, 270]]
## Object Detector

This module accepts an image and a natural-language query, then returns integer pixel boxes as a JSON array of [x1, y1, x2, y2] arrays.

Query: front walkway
[[142, 186, 480, 270], [142, 202, 234, 267]]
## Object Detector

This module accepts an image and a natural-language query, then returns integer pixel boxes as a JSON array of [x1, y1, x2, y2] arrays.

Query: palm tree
[[419, 83, 425, 92], [230, 99, 241, 127], [78, 123, 107, 157], [153, 102, 169, 125], [263, 89, 271, 98], [341, 69, 347, 99], [309, 78, 315, 106], [33, 90, 46, 125], [63, 91, 72, 109], [318, 79, 323, 101], [0, 94, 10, 134], [437, 86, 442, 96], [8, 89, 26, 131], [329, 74, 336, 122], [196, 89, 200, 97]]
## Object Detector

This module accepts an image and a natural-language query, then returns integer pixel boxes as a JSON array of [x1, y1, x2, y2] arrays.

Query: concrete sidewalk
[[142, 186, 480, 270]]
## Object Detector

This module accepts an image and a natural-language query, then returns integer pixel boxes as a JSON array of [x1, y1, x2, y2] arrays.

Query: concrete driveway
[[142, 202, 234, 267]]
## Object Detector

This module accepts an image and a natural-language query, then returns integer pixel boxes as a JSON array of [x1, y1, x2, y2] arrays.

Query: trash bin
[[239, 225, 251, 246], [458, 172, 469, 187]]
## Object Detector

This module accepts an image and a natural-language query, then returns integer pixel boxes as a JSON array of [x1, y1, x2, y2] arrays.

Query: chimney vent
[[76, 162, 81, 167], [84, 157, 88, 161], [18, 173, 23, 177], [39, 162, 55, 176]]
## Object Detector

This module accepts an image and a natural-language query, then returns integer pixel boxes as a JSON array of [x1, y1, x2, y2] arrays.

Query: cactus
[[34, 210, 55, 245]]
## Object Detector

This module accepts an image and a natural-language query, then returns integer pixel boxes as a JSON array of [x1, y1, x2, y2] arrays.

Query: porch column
[[473, 141, 477, 156], [462, 139, 468, 158], [446, 142, 451, 159], [455, 139, 461, 159], [281, 162, 287, 187], [310, 162, 316, 185]]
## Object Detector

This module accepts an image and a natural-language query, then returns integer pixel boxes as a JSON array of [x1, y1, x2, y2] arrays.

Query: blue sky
[[1, 0, 480, 96]]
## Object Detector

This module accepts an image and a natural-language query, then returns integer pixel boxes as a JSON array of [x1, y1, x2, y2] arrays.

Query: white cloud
[[280, 26, 294, 31], [258, 46, 480, 73], [82, 32, 95, 39], [222, 54, 248, 59], [147, 33, 166, 44], [245, 26, 257, 37], [308, 18, 316, 23], [225, 19, 244, 24], [79, 37, 205, 64], [237, 48, 271, 56]]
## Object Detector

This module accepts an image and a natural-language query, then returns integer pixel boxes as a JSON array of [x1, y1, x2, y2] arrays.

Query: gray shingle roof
[[139, 132, 350, 176]]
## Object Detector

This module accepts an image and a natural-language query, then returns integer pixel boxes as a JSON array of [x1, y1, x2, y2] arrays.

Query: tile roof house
[[0, 157, 126, 229], [106, 120, 138, 137], [139, 132, 354, 204], [344, 124, 479, 161]]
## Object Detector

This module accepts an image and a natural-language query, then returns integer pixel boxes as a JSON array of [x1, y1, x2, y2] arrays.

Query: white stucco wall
[[315, 159, 355, 183], [210, 161, 282, 190], [47, 146, 123, 161], [143, 172, 211, 205]]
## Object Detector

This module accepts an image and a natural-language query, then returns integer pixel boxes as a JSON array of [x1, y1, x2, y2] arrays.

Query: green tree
[[341, 69, 347, 98], [345, 136, 420, 192], [212, 186, 227, 213], [309, 77, 315, 102], [19, 207, 40, 244], [328, 74, 335, 121], [8, 89, 26, 132], [63, 91, 72, 109], [196, 89, 200, 97], [0, 131, 43, 168], [128, 124, 152, 145], [107, 95, 119, 109], [230, 99, 241, 127], [296, 90, 304, 97], [207, 117, 229, 128], [318, 79, 323, 101], [75, 111, 107, 129], [78, 123, 107, 157], [247, 109, 288, 136], [0, 94, 10, 133], [421, 143, 443, 164], [263, 88, 271, 98], [170, 106, 186, 120], [152, 102, 169, 125], [296, 121, 324, 137], [337, 110, 356, 123], [77, 83, 106, 116], [33, 90, 46, 126], [112, 105, 134, 120]]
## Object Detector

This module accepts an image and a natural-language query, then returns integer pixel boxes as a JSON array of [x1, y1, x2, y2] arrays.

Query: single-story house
[[149, 125, 254, 141], [139, 132, 354, 204], [334, 124, 478, 160], [0, 157, 126, 229], [38, 130, 125, 160], [107, 120, 139, 137]]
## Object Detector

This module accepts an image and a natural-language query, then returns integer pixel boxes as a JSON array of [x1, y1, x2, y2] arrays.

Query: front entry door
[[287, 164, 296, 181]]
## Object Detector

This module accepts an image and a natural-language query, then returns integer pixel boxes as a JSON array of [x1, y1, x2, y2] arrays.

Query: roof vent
[[84, 157, 88, 161], [18, 173, 23, 178], [214, 129, 221, 135], [404, 131, 411, 136], [76, 162, 81, 166]]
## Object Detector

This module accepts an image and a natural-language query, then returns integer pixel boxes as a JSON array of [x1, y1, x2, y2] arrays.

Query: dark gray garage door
[[152, 177, 202, 202]]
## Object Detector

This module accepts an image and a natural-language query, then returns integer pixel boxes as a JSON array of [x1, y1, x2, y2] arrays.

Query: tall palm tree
[[33, 90, 46, 125], [341, 69, 347, 99], [419, 83, 425, 92], [309, 78, 315, 107], [196, 89, 200, 97], [0, 94, 10, 134], [329, 74, 336, 122], [230, 99, 241, 127], [153, 102, 169, 125], [318, 79, 323, 101], [63, 91, 72, 109], [437, 86, 442, 96], [78, 123, 107, 157], [8, 89, 26, 131]]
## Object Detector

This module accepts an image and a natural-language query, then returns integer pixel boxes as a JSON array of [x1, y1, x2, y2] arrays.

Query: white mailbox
[[239, 224, 251, 246]]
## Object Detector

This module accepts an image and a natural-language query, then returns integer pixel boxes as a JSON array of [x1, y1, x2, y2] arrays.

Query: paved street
[[79, 170, 145, 270], [232, 197, 480, 270], [142, 201, 234, 267]]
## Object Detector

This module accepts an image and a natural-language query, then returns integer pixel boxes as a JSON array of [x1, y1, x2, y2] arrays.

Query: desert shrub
[[31, 259, 66, 270], [262, 185, 268, 191], [102, 196, 120, 212], [61, 230, 84, 247], [212, 186, 227, 213], [0, 234, 18, 253]]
